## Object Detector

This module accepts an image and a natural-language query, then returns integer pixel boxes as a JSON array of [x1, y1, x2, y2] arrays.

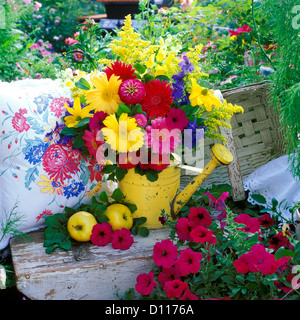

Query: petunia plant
[[59, 14, 243, 183]]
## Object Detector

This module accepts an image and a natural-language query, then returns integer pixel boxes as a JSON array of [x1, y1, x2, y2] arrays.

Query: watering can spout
[[172, 143, 233, 217]]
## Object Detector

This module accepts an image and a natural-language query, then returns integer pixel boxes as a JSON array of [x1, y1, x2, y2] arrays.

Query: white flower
[[0, 266, 6, 290]]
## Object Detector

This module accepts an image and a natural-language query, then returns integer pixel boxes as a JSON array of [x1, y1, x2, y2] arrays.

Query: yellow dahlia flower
[[101, 113, 144, 153], [85, 73, 122, 114]]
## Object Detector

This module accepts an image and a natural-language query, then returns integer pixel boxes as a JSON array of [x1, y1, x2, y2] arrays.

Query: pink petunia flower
[[175, 217, 193, 241], [188, 207, 212, 227], [135, 272, 157, 295], [179, 288, 199, 300], [175, 248, 203, 276], [164, 279, 188, 299], [190, 225, 216, 245], [90, 223, 113, 247], [111, 228, 134, 250], [157, 265, 181, 288], [165, 108, 188, 131], [153, 239, 178, 268], [234, 213, 260, 234]]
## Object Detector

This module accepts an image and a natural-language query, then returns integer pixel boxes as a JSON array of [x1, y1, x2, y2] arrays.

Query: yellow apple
[[67, 211, 97, 242], [104, 203, 133, 231]]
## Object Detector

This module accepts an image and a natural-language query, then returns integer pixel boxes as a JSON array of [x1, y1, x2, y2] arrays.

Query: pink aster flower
[[188, 207, 212, 227], [165, 108, 188, 131], [146, 117, 180, 154], [118, 79, 146, 105], [90, 223, 113, 247], [135, 272, 157, 296], [153, 239, 178, 268], [111, 228, 134, 250], [175, 248, 203, 276]]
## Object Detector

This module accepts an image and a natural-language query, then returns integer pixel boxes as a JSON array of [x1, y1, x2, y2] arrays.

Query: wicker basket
[[180, 82, 286, 190]]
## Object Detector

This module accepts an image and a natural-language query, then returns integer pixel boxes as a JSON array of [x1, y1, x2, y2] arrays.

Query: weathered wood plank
[[10, 228, 170, 300]]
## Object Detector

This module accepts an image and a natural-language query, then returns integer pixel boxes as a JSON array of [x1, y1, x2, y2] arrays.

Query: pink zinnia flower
[[164, 279, 188, 299], [157, 266, 181, 288], [153, 239, 178, 268], [133, 113, 147, 127], [146, 117, 180, 154], [190, 226, 216, 245], [89, 111, 108, 131], [111, 228, 134, 250], [118, 79, 146, 105], [175, 248, 203, 276], [135, 272, 157, 295], [175, 217, 193, 241], [188, 207, 212, 227], [91, 223, 113, 247], [234, 213, 260, 234], [166, 108, 188, 131]]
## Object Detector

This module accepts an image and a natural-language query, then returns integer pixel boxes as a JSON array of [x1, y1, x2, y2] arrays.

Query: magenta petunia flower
[[89, 111, 108, 131], [153, 239, 178, 268], [268, 232, 289, 252], [175, 217, 193, 241], [118, 79, 146, 105], [111, 228, 134, 250], [157, 266, 181, 288], [165, 108, 188, 131], [179, 288, 199, 300], [188, 207, 212, 227], [135, 272, 157, 295], [234, 213, 260, 234], [164, 279, 189, 299], [175, 248, 203, 276], [190, 225, 216, 245], [258, 213, 275, 228], [90, 223, 113, 247]]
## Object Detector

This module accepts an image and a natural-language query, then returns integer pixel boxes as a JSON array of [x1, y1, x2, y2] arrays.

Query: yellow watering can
[[118, 144, 233, 229]]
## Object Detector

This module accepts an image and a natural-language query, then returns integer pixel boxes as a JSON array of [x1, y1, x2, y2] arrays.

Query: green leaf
[[131, 104, 143, 115], [116, 166, 127, 181], [99, 191, 109, 203], [60, 126, 77, 136], [250, 193, 267, 204], [143, 73, 154, 83], [133, 63, 146, 74], [95, 212, 110, 223], [59, 239, 72, 251], [76, 117, 91, 128], [73, 135, 85, 148], [134, 217, 147, 226], [102, 164, 116, 174], [137, 227, 149, 237], [75, 77, 91, 90], [45, 215, 61, 229], [274, 247, 295, 260], [117, 104, 131, 116], [64, 206, 77, 218], [111, 188, 124, 202], [155, 75, 170, 82], [90, 203, 107, 215], [45, 245, 58, 254], [146, 169, 159, 182]]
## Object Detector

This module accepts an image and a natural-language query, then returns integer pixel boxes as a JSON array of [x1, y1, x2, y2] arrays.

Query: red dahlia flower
[[135, 272, 157, 295], [141, 79, 173, 119], [104, 61, 137, 82]]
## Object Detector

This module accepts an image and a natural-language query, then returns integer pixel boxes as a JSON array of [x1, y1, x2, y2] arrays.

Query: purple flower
[[179, 55, 195, 73]]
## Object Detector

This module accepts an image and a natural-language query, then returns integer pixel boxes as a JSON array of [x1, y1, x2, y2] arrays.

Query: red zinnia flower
[[175, 248, 203, 276], [89, 111, 108, 131], [175, 217, 193, 241], [164, 279, 188, 299], [157, 266, 181, 288], [190, 226, 216, 245], [90, 223, 113, 247], [234, 213, 260, 233], [153, 239, 178, 268], [229, 25, 252, 37], [118, 79, 146, 105], [258, 213, 275, 228], [135, 272, 157, 295], [111, 228, 134, 250], [104, 61, 137, 81], [188, 207, 212, 227], [118, 152, 138, 170], [141, 79, 173, 119], [149, 153, 170, 171], [268, 232, 289, 252]]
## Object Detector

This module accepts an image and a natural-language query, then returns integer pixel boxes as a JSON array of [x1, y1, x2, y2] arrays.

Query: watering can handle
[[171, 143, 233, 217]]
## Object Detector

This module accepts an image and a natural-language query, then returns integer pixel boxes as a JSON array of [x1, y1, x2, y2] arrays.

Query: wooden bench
[[10, 228, 170, 300], [76, 13, 108, 22]]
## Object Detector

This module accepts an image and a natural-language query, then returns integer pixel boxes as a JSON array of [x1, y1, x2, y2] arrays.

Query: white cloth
[[244, 155, 300, 220]]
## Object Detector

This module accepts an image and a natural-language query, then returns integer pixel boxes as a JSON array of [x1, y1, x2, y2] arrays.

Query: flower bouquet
[[60, 14, 243, 187]]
